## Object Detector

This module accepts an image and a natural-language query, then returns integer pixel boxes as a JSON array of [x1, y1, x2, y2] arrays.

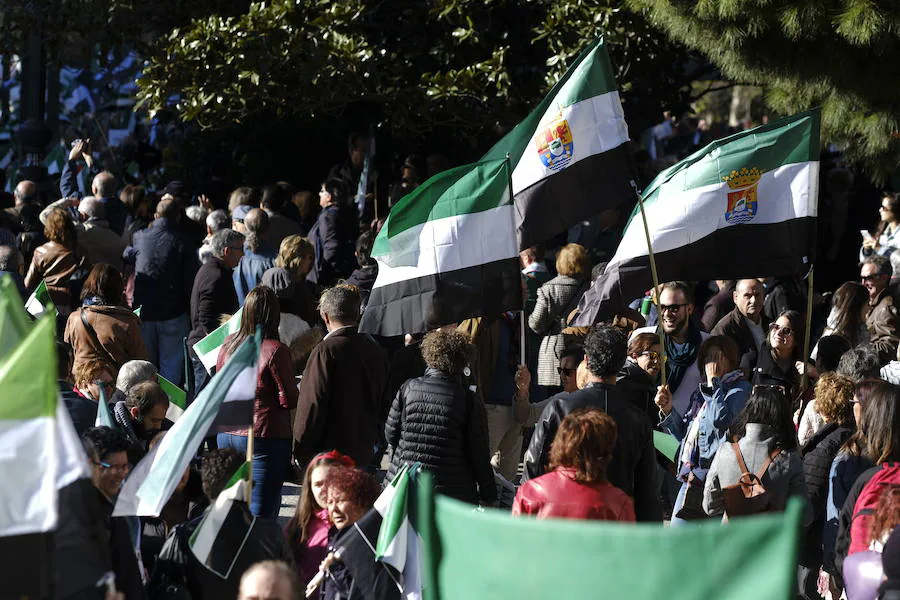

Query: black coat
[[61, 381, 97, 438], [752, 344, 799, 397], [799, 423, 852, 567], [522, 382, 663, 522], [188, 257, 239, 346], [384, 368, 497, 504], [616, 360, 658, 424], [126, 217, 199, 321], [53, 478, 113, 599], [307, 205, 357, 286]]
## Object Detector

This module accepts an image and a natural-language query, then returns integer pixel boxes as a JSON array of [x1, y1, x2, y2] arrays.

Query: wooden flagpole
[[506, 153, 526, 366], [800, 264, 815, 392], [633, 181, 667, 387]]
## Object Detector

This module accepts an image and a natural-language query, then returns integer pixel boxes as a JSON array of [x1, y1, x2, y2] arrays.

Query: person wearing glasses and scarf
[[653, 281, 709, 416], [617, 331, 662, 422], [655, 336, 751, 524], [752, 309, 804, 399]]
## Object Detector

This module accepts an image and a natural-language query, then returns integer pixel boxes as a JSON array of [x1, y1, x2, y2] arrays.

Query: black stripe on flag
[[514, 143, 633, 250], [202, 501, 254, 578], [335, 508, 402, 600], [213, 398, 254, 430], [576, 216, 817, 325], [0, 531, 53, 597], [361, 257, 523, 337]]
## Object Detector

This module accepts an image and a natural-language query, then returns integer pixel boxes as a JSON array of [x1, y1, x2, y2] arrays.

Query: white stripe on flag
[[511, 91, 629, 194], [609, 161, 819, 270], [189, 479, 252, 570], [372, 204, 517, 288], [55, 398, 91, 489], [0, 417, 57, 536]]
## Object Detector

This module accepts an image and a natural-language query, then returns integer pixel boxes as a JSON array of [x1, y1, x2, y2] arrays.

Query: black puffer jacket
[[384, 368, 497, 504], [799, 422, 853, 568]]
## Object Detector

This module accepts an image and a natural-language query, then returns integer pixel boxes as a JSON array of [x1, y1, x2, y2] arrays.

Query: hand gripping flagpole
[[632, 180, 667, 388]]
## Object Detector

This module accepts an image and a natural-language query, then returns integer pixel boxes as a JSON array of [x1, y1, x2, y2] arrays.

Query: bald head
[[155, 198, 180, 222], [92, 171, 117, 199], [79, 197, 106, 220], [733, 278, 764, 323], [14, 180, 36, 206], [238, 561, 298, 600]]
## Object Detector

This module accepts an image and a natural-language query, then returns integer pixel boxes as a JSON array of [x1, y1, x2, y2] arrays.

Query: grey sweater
[[703, 423, 812, 525]]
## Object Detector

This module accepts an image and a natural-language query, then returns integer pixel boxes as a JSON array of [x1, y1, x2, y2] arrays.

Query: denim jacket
[[660, 372, 751, 471]]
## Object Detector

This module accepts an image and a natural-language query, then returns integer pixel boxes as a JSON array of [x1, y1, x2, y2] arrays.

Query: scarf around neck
[[665, 322, 702, 393]]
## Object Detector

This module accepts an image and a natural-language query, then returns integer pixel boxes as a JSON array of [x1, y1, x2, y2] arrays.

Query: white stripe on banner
[[609, 161, 819, 271], [372, 204, 518, 289], [223, 366, 257, 403], [511, 91, 629, 194], [0, 417, 56, 536]]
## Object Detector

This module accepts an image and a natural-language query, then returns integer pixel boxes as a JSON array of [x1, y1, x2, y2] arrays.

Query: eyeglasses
[[752, 384, 787, 397], [93, 460, 131, 474], [861, 274, 886, 282], [769, 323, 794, 337], [557, 367, 576, 377], [659, 303, 688, 314], [638, 350, 661, 362]]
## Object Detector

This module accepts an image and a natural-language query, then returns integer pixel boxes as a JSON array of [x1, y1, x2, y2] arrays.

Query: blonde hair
[[276, 235, 314, 274], [555, 243, 591, 279]]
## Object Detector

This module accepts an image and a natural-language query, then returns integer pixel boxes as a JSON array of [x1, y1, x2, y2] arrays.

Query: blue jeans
[[670, 481, 689, 527], [216, 433, 291, 518], [141, 313, 189, 386]]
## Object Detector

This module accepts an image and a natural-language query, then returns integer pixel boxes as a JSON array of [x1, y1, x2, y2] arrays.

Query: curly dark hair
[[583, 324, 627, 378], [81, 426, 131, 462], [324, 467, 380, 512], [200, 448, 244, 502], [421, 329, 472, 375], [549, 407, 617, 484]]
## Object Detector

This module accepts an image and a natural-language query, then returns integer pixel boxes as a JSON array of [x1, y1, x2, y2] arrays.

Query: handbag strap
[[80, 308, 119, 366]]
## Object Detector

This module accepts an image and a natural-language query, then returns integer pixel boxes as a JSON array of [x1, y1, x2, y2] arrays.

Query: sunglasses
[[861, 274, 886, 283], [638, 350, 661, 362], [769, 323, 793, 337], [557, 367, 576, 377], [659, 303, 688, 314]]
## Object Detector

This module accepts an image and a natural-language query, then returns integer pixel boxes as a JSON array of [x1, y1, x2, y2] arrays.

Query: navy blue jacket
[[307, 204, 357, 286], [60, 159, 128, 235], [125, 218, 199, 321]]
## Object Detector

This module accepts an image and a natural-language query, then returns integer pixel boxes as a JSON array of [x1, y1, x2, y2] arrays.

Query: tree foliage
[[136, 0, 709, 149], [627, 0, 900, 180]]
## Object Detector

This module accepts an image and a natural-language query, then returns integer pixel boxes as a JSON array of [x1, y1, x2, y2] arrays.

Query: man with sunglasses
[[711, 278, 768, 374], [860, 255, 900, 365], [655, 281, 709, 415]]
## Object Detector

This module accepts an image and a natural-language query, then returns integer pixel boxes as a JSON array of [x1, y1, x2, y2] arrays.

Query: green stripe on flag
[[133, 306, 142, 317], [375, 464, 412, 558], [482, 37, 616, 170], [374, 159, 511, 253], [95, 385, 116, 429], [224, 461, 251, 489], [0, 275, 31, 357], [193, 309, 243, 368], [652, 431, 680, 463], [639, 110, 821, 211], [25, 280, 57, 318], [0, 317, 57, 419], [158, 375, 187, 410]]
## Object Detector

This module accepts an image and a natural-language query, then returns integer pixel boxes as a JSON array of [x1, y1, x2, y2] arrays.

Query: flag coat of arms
[[360, 159, 522, 336], [481, 37, 632, 250], [575, 110, 820, 326]]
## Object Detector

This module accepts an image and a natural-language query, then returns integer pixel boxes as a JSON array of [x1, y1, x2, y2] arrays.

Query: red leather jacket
[[218, 337, 299, 439], [512, 468, 636, 522]]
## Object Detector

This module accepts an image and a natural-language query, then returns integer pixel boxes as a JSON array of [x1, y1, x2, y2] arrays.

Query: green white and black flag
[[359, 159, 522, 336], [481, 37, 632, 250], [189, 462, 254, 578], [575, 110, 820, 325]]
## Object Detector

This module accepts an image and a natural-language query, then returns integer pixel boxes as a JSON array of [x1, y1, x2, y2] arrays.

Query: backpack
[[848, 463, 900, 556], [722, 442, 782, 517]]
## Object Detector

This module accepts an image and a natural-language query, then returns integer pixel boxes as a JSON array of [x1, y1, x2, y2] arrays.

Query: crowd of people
[[6, 129, 900, 600]]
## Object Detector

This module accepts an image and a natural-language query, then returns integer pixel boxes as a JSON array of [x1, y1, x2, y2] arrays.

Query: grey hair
[[186, 205, 209, 224], [863, 254, 893, 277], [210, 229, 245, 259], [0, 245, 22, 272], [78, 197, 106, 220], [115, 360, 158, 393], [318, 285, 361, 325], [836, 344, 881, 382], [206, 209, 229, 233], [92, 171, 117, 198]]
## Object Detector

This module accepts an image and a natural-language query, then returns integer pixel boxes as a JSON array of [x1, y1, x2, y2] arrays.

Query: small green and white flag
[[25, 280, 56, 318], [192, 308, 243, 372], [113, 332, 260, 517], [94, 385, 116, 429], [0, 275, 31, 355], [44, 143, 67, 176], [133, 306, 142, 318], [158, 374, 187, 422], [375, 463, 423, 598], [189, 462, 254, 578]]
